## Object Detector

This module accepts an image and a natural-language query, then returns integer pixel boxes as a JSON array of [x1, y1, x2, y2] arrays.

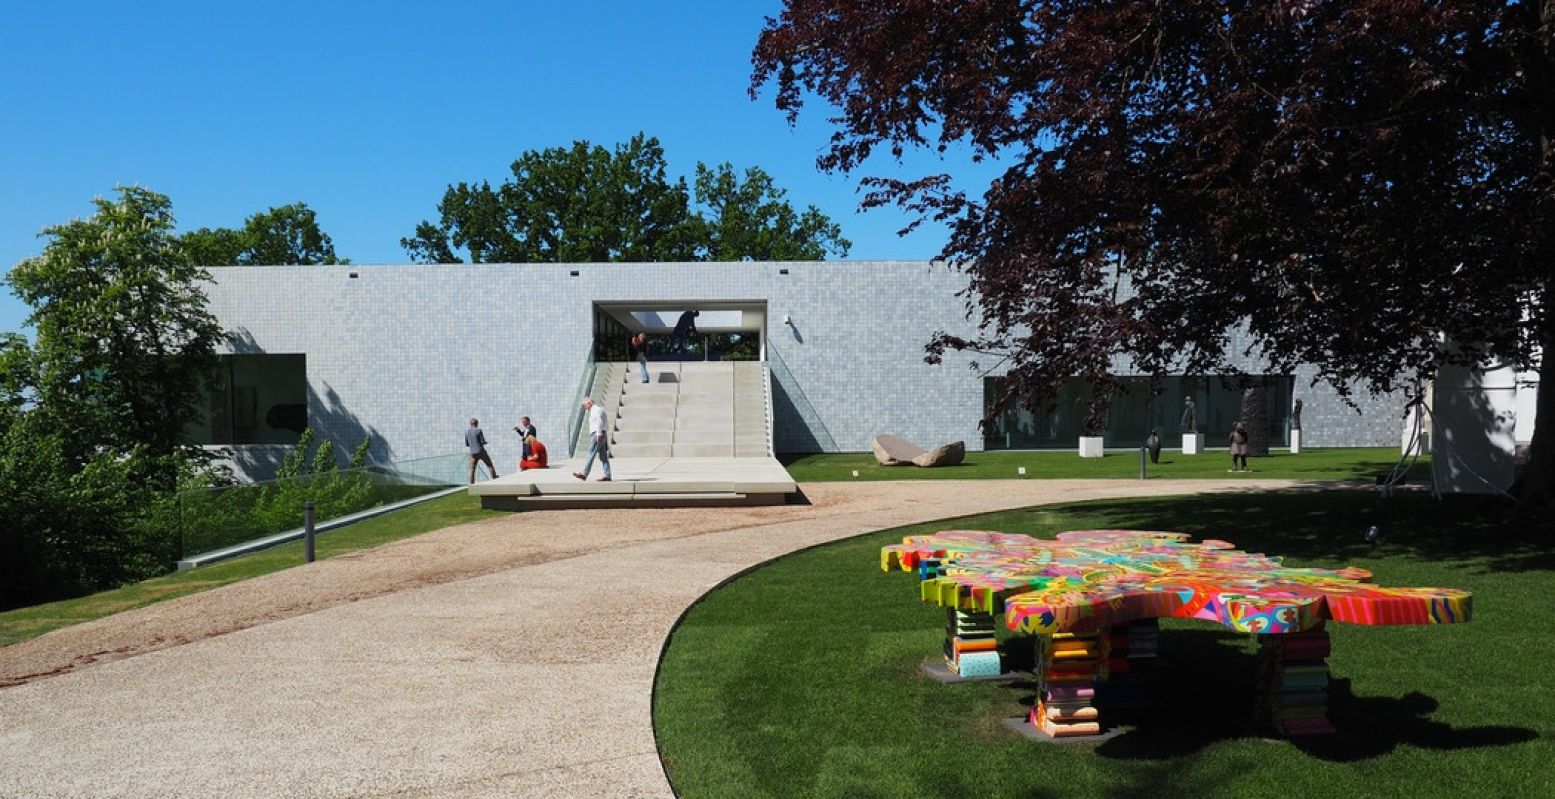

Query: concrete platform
[[467, 456, 797, 509]]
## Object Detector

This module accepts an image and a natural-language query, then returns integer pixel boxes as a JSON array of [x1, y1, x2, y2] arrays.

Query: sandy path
[[0, 478, 1303, 798]]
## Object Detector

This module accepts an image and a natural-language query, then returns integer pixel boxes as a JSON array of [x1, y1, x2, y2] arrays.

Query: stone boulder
[[911, 440, 965, 468], [871, 434, 923, 466], [871, 435, 965, 468]]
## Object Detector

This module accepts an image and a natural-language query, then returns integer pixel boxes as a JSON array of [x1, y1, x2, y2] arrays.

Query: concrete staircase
[[607, 361, 771, 459]]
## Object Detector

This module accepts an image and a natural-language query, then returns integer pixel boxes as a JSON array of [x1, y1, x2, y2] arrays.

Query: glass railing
[[170, 452, 468, 558], [567, 351, 600, 458], [763, 361, 775, 456], [766, 345, 838, 452]]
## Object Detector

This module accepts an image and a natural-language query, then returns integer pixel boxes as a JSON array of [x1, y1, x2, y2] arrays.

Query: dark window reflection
[[984, 375, 1293, 450], [187, 354, 307, 445]]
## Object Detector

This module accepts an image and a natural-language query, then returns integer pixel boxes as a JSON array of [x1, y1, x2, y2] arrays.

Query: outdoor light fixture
[[783, 314, 793, 326]]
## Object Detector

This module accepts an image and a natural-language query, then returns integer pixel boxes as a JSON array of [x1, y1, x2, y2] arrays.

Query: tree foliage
[[1, 186, 226, 607], [402, 133, 850, 263], [753, 1, 1555, 499], [695, 162, 850, 261], [9, 186, 224, 464], [183, 202, 345, 266]]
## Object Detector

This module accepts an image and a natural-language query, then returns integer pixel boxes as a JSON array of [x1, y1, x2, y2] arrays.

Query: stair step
[[611, 444, 674, 458], [614, 431, 674, 445], [674, 443, 735, 457]]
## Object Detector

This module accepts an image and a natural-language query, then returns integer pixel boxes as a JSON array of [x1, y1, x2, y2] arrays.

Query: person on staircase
[[630, 332, 650, 383]]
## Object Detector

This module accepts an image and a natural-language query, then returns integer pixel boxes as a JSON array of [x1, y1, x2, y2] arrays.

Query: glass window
[[984, 374, 1293, 450], [188, 354, 307, 445]]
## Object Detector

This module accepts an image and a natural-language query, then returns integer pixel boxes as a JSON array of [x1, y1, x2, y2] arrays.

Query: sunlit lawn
[[655, 490, 1553, 798], [782, 446, 1426, 482]]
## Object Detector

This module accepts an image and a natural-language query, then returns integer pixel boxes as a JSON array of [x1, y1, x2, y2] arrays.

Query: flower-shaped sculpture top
[[881, 530, 1471, 635]]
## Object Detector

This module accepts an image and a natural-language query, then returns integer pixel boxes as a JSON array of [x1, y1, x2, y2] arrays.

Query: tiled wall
[[204, 261, 1403, 478]]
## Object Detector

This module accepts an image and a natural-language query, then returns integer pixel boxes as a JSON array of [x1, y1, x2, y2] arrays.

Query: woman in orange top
[[519, 435, 548, 470]]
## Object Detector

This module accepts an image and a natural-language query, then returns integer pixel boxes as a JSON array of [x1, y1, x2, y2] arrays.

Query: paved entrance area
[[470, 457, 796, 509], [0, 478, 1305, 798]]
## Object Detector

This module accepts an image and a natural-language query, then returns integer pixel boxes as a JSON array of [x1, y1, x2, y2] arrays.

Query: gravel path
[[0, 478, 1305, 798]]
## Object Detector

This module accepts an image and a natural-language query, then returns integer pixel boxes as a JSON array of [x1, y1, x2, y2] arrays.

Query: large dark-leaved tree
[[403, 133, 849, 263], [753, 1, 1555, 502]]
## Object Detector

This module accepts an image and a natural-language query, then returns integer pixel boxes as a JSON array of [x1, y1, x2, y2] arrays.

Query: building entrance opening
[[592, 302, 765, 364]]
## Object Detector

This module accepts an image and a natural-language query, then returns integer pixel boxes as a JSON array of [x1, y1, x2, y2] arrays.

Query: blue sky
[[0, 1, 992, 335]]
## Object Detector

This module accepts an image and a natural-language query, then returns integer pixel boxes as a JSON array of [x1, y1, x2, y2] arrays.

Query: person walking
[[630, 332, 650, 383], [573, 398, 612, 481], [1228, 421, 1250, 472], [465, 418, 497, 483]]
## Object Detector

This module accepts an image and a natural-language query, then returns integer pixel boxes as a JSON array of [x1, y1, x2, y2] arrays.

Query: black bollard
[[1139, 446, 1147, 479], [304, 500, 316, 563]]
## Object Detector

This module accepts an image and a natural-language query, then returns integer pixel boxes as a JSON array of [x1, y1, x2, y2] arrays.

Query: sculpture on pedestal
[[1291, 398, 1303, 431], [1180, 397, 1197, 434]]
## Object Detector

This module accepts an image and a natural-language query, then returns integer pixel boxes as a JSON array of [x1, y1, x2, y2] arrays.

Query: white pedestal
[[1078, 436, 1105, 458], [1289, 429, 1302, 454], [1182, 433, 1205, 455]]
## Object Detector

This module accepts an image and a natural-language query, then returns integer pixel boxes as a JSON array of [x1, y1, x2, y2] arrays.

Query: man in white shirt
[[573, 398, 612, 481]]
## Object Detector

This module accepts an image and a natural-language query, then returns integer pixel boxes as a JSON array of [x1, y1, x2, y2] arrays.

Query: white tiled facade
[[203, 261, 1404, 477]]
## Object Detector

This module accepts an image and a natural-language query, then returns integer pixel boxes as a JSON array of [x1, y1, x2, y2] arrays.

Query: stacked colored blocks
[[1031, 631, 1105, 737], [1259, 627, 1336, 736], [947, 609, 1001, 678], [1095, 620, 1155, 711]]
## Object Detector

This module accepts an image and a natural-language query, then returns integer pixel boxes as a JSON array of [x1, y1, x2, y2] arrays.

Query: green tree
[[183, 202, 345, 266], [694, 163, 849, 261], [403, 133, 849, 263], [8, 186, 223, 466]]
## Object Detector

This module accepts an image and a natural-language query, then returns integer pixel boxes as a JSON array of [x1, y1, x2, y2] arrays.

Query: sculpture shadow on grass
[[1016, 629, 1543, 763]]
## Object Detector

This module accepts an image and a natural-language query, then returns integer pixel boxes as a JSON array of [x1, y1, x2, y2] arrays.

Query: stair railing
[[567, 352, 599, 458]]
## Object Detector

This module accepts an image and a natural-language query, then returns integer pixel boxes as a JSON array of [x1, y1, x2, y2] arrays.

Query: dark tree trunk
[[1241, 385, 1271, 456], [1514, 295, 1555, 507]]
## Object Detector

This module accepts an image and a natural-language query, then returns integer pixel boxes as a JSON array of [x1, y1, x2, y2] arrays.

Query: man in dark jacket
[[669, 310, 699, 355]]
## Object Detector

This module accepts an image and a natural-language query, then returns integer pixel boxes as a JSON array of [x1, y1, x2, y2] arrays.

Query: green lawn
[[654, 490, 1554, 798], [782, 446, 1426, 482], [0, 491, 501, 648]]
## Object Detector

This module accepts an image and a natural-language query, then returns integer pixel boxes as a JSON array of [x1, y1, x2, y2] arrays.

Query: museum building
[[194, 260, 1405, 480]]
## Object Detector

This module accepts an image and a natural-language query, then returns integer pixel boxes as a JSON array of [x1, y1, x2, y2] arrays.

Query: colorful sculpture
[[882, 529, 1471, 739]]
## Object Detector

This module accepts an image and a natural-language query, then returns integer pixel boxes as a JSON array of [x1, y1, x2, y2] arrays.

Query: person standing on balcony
[[573, 398, 612, 482], [465, 418, 498, 484]]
